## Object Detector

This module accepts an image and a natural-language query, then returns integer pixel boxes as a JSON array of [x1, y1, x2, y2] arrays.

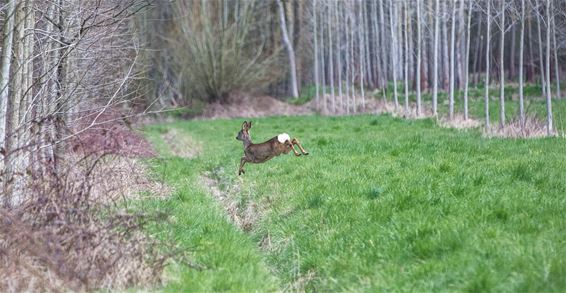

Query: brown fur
[[236, 121, 308, 175]]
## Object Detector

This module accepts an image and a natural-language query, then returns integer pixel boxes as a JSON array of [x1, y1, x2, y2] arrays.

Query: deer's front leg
[[291, 138, 309, 155], [239, 156, 250, 175], [286, 141, 301, 156]]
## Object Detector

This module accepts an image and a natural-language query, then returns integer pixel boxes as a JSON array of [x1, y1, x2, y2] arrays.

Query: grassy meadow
[[140, 97, 566, 292]]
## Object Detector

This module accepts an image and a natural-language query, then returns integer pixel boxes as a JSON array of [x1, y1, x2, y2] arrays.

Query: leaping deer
[[236, 121, 308, 175]]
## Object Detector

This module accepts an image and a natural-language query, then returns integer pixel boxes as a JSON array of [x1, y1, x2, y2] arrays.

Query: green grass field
[[140, 97, 566, 292]]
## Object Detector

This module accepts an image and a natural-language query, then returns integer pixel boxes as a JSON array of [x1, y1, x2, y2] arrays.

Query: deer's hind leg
[[291, 138, 309, 155], [239, 156, 250, 175]]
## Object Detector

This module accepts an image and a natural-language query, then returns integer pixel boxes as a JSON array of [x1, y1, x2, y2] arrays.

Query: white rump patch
[[277, 133, 290, 143]]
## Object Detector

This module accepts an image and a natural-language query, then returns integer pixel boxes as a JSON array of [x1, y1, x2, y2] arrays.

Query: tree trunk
[[336, 1, 343, 110], [345, 3, 351, 115], [358, 0, 365, 110], [328, 2, 335, 113], [378, 0, 387, 89], [416, 0, 422, 116], [389, 0, 399, 111], [276, 0, 299, 98], [0, 0, 17, 206], [456, 0, 465, 89], [404, 0, 409, 113], [449, 0, 456, 120], [432, 0, 439, 116], [441, 1, 449, 91], [519, 0, 525, 128], [350, 2, 356, 113], [463, 0, 472, 120], [544, 0, 553, 135], [363, 1, 373, 89], [313, 0, 319, 107], [485, 0, 491, 131], [499, 0, 505, 128], [0, 0, 17, 146]]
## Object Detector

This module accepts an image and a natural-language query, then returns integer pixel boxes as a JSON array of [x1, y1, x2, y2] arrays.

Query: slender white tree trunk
[[0, 0, 17, 206], [358, 0, 364, 110], [319, 4, 328, 111], [313, 0, 319, 107], [345, 3, 351, 115], [0, 0, 17, 145], [336, 1, 343, 111], [363, 1, 372, 89], [404, 1, 409, 113], [544, 0, 553, 135], [441, 1, 449, 91], [485, 0, 491, 131], [328, 3, 335, 113], [350, 3, 356, 113], [416, 0, 422, 117], [499, 0, 505, 128], [432, 0, 439, 116], [378, 0, 387, 89], [276, 0, 299, 98], [463, 0, 472, 120], [449, 1, 456, 120], [519, 0, 525, 128], [389, 0, 399, 111]]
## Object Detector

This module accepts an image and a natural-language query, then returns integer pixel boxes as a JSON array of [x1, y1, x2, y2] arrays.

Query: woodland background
[[0, 0, 565, 291]]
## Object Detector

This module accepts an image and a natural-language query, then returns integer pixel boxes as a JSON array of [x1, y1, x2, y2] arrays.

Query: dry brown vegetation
[[0, 117, 172, 292], [484, 116, 550, 138]]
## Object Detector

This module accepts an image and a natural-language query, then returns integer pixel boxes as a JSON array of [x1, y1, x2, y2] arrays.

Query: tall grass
[[143, 112, 566, 291]]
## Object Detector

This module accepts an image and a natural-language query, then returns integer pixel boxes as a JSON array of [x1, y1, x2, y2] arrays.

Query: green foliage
[[142, 112, 566, 291], [287, 84, 318, 105]]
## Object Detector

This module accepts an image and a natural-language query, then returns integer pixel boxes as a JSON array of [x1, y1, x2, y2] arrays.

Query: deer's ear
[[248, 121, 252, 129], [242, 121, 248, 129]]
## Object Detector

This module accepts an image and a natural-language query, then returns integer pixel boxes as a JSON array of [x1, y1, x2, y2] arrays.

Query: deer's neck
[[242, 138, 253, 149]]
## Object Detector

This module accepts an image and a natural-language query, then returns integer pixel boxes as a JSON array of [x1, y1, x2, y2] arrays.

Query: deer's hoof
[[303, 152, 309, 156], [295, 153, 301, 157]]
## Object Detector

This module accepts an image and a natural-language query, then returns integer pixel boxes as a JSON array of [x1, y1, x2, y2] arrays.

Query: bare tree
[[519, 0, 526, 127], [0, 0, 17, 156], [416, 0, 422, 117], [328, 1, 336, 113], [499, 0, 506, 128], [544, 0, 553, 135], [389, 0, 399, 111], [358, 0, 365, 110], [404, 0, 410, 113], [449, 0, 456, 120], [277, 0, 299, 98], [485, 0, 492, 131], [313, 0, 320, 107], [463, 0, 473, 120], [432, 0, 439, 116]]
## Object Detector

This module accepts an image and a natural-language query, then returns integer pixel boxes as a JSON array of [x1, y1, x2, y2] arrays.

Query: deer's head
[[236, 121, 252, 142]]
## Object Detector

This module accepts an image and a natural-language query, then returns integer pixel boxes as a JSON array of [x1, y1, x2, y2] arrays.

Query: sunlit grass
[[142, 111, 566, 291]]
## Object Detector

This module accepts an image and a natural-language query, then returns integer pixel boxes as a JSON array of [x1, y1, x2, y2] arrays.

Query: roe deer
[[236, 121, 308, 175]]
